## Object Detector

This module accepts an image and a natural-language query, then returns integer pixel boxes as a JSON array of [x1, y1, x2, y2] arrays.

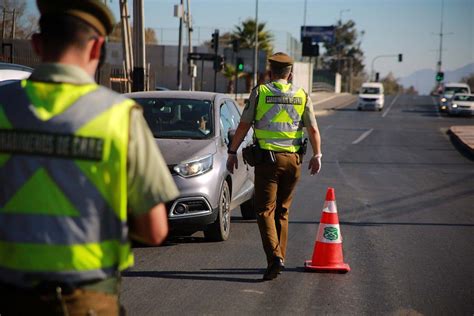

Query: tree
[[322, 19, 365, 76], [230, 18, 273, 56], [380, 72, 403, 95], [461, 73, 474, 92], [109, 23, 158, 45], [404, 85, 419, 95], [0, 0, 38, 39], [222, 63, 245, 94]]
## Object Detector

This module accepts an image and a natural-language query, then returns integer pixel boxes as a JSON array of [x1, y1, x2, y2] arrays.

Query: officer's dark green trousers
[[255, 152, 302, 266]]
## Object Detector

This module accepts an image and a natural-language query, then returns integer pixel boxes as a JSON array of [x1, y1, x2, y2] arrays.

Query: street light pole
[[177, 0, 184, 90], [253, 0, 259, 87]]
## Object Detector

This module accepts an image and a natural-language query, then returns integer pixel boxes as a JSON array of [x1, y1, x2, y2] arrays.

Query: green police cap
[[37, 0, 116, 36], [268, 52, 294, 66]]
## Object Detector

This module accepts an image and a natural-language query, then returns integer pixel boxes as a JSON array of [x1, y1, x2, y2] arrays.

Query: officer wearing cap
[[226, 52, 322, 281], [0, 0, 178, 314]]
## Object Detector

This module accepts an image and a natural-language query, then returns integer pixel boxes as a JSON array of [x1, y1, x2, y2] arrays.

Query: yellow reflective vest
[[0, 80, 135, 287], [254, 82, 307, 152]]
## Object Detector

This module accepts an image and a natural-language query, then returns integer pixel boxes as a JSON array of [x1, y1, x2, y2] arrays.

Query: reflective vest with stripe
[[254, 82, 306, 152], [0, 80, 135, 287]]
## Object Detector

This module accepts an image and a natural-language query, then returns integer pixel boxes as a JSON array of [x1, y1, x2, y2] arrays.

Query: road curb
[[448, 126, 474, 159]]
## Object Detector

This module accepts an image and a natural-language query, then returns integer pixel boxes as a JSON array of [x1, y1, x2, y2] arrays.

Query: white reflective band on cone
[[317, 223, 342, 243], [322, 201, 338, 213]]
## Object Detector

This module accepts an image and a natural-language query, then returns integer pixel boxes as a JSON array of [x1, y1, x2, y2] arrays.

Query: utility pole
[[437, 0, 446, 84], [1, 8, 6, 40], [176, 0, 184, 90], [132, 0, 146, 91], [120, 0, 133, 93], [253, 0, 259, 87], [186, 0, 195, 91], [10, 9, 15, 39]]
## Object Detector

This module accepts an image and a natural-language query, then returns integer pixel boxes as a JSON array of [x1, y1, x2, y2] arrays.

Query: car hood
[[155, 138, 218, 165], [359, 94, 381, 99], [452, 101, 474, 107]]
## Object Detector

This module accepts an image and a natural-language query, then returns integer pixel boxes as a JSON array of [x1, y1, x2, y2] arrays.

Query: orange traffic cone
[[304, 187, 350, 273]]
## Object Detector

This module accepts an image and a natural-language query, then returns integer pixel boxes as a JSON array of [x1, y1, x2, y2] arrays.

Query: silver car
[[126, 91, 255, 241]]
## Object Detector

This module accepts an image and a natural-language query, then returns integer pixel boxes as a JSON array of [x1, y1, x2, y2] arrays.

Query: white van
[[357, 82, 384, 111], [439, 82, 471, 112]]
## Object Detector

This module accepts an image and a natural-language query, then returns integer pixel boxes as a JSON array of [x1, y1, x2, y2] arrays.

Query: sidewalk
[[449, 126, 474, 158]]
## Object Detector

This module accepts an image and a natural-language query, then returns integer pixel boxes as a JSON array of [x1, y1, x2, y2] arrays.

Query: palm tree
[[230, 19, 274, 56], [222, 64, 246, 93]]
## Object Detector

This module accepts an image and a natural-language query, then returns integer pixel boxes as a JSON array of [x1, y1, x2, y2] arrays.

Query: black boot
[[262, 257, 284, 281]]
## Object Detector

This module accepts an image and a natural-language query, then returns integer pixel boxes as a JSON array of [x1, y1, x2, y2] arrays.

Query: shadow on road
[[122, 269, 265, 283], [122, 267, 310, 283]]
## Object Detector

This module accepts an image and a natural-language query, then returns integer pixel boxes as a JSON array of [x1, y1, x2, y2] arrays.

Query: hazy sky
[[27, 0, 473, 79]]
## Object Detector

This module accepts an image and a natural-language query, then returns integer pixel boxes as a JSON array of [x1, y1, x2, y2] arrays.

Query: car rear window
[[133, 98, 214, 139]]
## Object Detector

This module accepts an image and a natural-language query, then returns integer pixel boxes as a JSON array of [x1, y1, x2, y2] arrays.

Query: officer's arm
[[228, 121, 252, 153], [127, 108, 179, 245], [129, 203, 169, 245]]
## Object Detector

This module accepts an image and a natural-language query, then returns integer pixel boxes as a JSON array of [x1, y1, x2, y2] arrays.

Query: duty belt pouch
[[242, 143, 264, 167]]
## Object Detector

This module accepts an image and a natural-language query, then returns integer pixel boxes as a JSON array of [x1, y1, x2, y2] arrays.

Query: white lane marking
[[242, 289, 264, 295], [314, 94, 339, 105], [352, 128, 374, 145], [382, 94, 401, 118]]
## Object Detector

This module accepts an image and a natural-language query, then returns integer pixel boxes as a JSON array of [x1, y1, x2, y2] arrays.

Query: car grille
[[362, 98, 376, 102], [168, 197, 212, 217]]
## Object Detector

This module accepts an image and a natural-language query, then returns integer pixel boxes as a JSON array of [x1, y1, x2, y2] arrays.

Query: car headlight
[[174, 154, 213, 177], [441, 98, 447, 103], [452, 104, 458, 108]]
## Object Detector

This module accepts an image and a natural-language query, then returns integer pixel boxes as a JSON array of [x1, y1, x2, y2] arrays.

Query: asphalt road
[[121, 94, 474, 315]]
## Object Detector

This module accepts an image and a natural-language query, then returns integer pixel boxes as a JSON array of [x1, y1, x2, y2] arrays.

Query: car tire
[[240, 194, 256, 220], [357, 107, 362, 111], [204, 181, 231, 241]]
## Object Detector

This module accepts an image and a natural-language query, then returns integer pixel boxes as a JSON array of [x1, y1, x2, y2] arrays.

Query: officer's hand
[[308, 155, 322, 175], [226, 154, 238, 174]]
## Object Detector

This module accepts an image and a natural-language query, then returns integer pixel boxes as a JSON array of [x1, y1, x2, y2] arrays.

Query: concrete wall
[[292, 61, 313, 93]]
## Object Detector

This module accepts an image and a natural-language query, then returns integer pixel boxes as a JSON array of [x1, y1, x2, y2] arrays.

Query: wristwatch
[[227, 150, 237, 155]]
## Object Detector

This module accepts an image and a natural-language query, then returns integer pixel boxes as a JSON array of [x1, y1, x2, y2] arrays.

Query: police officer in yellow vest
[[226, 52, 322, 281], [0, 0, 178, 314]]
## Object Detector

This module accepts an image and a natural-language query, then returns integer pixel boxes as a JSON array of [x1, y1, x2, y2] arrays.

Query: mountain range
[[399, 63, 474, 95]]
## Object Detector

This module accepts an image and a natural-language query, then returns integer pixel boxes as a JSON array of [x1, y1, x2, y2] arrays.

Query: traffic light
[[236, 58, 244, 72], [232, 39, 240, 53], [213, 55, 224, 72], [436, 71, 444, 82], [302, 37, 319, 57], [375, 72, 380, 82], [211, 30, 219, 53], [398, 54, 403, 62]]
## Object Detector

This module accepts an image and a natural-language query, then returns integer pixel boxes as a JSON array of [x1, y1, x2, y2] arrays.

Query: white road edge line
[[314, 95, 339, 105], [352, 128, 374, 145], [382, 94, 401, 118]]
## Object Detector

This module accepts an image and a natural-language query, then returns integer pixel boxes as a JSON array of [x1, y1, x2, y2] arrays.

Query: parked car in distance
[[447, 94, 474, 116], [125, 91, 255, 241], [438, 82, 471, 112], [0, 62, 33, 86], [357, 82, 384, 111]]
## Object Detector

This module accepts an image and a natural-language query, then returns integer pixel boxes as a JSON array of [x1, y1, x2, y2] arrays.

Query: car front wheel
[[204, 181, 231, 241]]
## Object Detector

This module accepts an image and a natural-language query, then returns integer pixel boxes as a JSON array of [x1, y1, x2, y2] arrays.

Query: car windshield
[[133, 98, 213, 139], [361, 87, 380, 94], [445, 87, 469, 94], [453, 95, 474, 102]]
